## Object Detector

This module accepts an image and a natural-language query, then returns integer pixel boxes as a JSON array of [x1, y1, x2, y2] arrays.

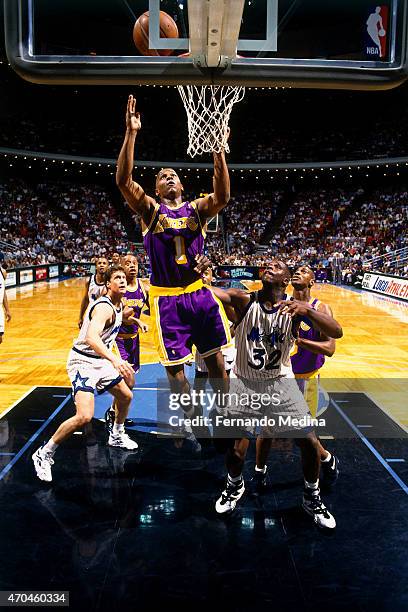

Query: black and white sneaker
[[321, 453, 339, 487], [104, 407, 115, 432], [105, 407, 134, 431], [215, 477, 245, 514], [302, 487, 336, 529], [108, 431, 138, 451], [32, 447, 54, 482], [251, 466, 268, 494]]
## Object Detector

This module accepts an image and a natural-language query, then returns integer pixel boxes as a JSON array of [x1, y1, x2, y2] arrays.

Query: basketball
[[379, 28, 386, 36], [133, 11, 179, 57]]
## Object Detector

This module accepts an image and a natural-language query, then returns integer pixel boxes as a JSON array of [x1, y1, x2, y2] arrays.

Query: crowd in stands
[[0, 180, 130, 268], [215, 187, 407, 279], [0, 179, 406, 281], [223, 191, 281, 257]]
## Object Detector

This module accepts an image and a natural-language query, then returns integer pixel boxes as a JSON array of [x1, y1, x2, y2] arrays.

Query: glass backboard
[[4, 0, 408, 89]]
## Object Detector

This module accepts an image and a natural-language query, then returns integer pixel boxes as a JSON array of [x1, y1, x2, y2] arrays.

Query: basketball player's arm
[[116, 95, 156, 225], [86, 304, 134, 378], [78, 279, 90, 328], [2, 270, 11, 322], [209, 286, 250, 320], [134, 318, 149, 333], [297, 303, 336, 357], [120, 306, 148, 332], [196, 135, 230, 219], [275, 300, 343, 339], [2, 289, 11, 323]]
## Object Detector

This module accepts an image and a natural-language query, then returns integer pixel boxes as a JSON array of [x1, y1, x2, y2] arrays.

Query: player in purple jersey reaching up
[[116, 95, 232, 426]]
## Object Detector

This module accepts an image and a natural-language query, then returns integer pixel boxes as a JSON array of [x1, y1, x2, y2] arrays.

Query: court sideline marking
[[331, 398, 408, 495], [0, 394, 71, 482], [0, 386, 36, 420]]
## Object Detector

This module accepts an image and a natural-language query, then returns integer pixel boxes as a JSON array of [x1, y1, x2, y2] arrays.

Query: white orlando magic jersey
[[233, 292, 296, 380], [88, 274, 106, 302], [73, 296, 122, 358]]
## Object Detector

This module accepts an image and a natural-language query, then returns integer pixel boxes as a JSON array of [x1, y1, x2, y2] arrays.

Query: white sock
[[255, 465, 267, 473], [113, 423, 125, 435], [228, 473, 243, 484], [42, 439, 58, 456], [304, 479, 319, 490], [321, 452, 332, 463]]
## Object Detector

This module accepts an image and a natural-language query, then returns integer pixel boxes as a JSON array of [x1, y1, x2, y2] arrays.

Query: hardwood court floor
[[1, 278, 407, 426]]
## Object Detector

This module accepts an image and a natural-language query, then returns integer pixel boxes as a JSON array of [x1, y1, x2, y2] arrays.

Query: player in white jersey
[[254, 264, 339, 492], [32, 265, 138, 483], [0, 266, 11, 344], [78, 256, 109, 328], [209, 259, 343, 529]]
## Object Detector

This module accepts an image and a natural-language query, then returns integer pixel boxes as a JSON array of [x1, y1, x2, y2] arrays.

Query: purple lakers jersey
[[142, 201, 205, 287], [291, 298, 326, 374], [119, 280, 148, 335]]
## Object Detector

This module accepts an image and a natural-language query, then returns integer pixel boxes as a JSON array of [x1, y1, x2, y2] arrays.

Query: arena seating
[[0, 179, 406, 279]]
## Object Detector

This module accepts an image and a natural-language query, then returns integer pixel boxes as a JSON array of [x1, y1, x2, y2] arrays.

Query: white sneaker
[[215, 477, 245, 514], [108, 431, 138, 451], [302, 487, 336, 529], [32, 447, 54, 482]]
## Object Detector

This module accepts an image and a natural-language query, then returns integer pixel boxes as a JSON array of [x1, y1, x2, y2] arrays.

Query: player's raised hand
[[112, 357, 134, 378], [274, 299, 310, 318], [126, 95, 141, 133]]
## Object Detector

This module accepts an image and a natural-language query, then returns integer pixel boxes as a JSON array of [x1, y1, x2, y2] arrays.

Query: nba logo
[[365, 6, 389, 59]]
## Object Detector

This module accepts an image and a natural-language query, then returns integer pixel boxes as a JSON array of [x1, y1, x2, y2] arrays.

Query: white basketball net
[[177, 85, 245, 157]]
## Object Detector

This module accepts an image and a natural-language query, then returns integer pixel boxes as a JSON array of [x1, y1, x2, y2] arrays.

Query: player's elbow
[[213, 193, 230, 212], [332, 325, 343, 339], [218, 189, 230, 205]]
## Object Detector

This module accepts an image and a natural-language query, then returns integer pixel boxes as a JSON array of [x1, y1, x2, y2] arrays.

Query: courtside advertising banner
[[48, 265, 59, 278], [19, 268, 34, 284], [362, 272, 408, 301], [35, 267, 48, 281], [5, 271, 17, 287], [217, 266, 259, 280]]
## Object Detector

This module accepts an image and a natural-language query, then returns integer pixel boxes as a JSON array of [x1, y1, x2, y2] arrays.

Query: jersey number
[[248, 348, 282, 371], [173, 236, 187, 265]]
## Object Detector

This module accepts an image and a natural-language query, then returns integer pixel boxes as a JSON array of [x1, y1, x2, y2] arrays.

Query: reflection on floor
[[0, 387, 407, 611]]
